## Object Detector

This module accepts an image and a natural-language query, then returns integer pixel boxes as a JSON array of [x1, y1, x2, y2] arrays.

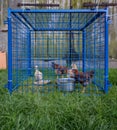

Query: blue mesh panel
[[7, 9, 109, 94]]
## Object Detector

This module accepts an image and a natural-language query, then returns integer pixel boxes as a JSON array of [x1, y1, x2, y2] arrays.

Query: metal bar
[[16, 21, 19, 90], [80, 13, 103, 31], [93, 21, 96, 78], [17, 3, 59, 7], [68, 0, 72, 66], [16, 57, 65, 61], [69, 12, 72, 66], [12, 13, 30, 29], [82, 30, 86, 72], [10, 9, 107, 13], [83, 2, 117, 7], [4, 20, 8, 24], [34, 28, 81, 31], [19, 13, 35, 30], [8, 8, 12, 94], [104, 9, 109, 93]]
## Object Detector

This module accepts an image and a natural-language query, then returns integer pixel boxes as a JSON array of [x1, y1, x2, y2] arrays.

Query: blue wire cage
[[7, 8, 110, 94]]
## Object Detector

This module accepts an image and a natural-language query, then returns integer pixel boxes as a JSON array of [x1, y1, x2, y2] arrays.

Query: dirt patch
[[109, 59, 117, 68]]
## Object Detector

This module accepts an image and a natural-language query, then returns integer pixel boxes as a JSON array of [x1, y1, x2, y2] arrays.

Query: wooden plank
[[0, 52, 7, 69], [17, 3, 59, 7], [83, 2, 117, 7]]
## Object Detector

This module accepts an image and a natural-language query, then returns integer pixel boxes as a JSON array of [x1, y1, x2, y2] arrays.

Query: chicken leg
[[81, 87, 86, 93]]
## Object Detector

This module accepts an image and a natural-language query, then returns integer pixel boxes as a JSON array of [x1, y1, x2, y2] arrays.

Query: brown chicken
[[51, 62, 68, 78], [68, 69, 94, 93]]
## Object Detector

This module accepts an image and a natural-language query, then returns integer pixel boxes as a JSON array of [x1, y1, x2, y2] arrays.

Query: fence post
[[8, 8, 12, 93], [104, 8, 109, 93]]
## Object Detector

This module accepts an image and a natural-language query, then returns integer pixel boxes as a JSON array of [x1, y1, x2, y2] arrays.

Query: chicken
[[34, 66, 51, 85], [51, 62, 68, 79], [68, 69, 94, 93], [67, 63, 78, 78], [34, 65, 43, 81], [71, 63, 78, 69]]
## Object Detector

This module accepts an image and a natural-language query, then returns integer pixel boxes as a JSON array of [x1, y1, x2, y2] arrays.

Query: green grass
[[109, 68, 117, 85], [0, 69, 117, 130]]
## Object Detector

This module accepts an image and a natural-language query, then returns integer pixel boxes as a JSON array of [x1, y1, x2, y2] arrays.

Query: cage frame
[[7, 8, 109, 94]]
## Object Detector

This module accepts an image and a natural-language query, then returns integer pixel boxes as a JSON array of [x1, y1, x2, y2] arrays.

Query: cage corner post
[[8, 8, 12, 94], [104, 8, 109, 93]]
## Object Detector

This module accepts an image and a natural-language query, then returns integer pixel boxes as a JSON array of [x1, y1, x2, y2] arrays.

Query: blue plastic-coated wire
[[8, 8, 12, 94], [7, 8, 109, 94], [82, 30, 86, 73], [104, 8, 109, 93]]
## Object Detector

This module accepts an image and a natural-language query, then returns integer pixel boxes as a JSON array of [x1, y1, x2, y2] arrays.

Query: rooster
[[51, 62, 68, 79], [68, 69, 94, 93]]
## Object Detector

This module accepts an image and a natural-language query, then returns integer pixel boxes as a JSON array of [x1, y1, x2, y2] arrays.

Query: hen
[[67, 63, 78, 78], [71, 63, 78, 69], [51, 62, 68, 78], [68, 69, 94, 93], [34, 65, 43, 81]]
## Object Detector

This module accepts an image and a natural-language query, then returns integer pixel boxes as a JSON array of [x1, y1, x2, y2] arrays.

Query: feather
[[51, 62, 68, 78], [68, 69, 94, 88]]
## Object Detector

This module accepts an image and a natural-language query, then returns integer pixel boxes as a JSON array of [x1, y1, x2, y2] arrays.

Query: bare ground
[[109, 59, 117, 68]]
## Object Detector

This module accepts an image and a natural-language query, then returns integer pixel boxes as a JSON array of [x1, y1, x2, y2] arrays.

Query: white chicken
[[71, 63, 78, 70], [67, 63, 78, 78], [34, 65, 43, 81]]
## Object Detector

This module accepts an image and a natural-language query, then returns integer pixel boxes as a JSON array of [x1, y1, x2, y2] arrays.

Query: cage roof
[[9, 9, 107, 31]]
